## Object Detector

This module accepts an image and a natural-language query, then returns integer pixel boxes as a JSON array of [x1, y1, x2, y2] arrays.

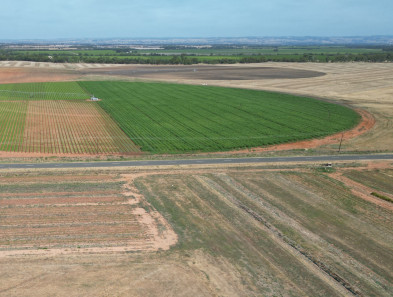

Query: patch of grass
[[344, 170, 393, 194], [371, 192, 393, 203]]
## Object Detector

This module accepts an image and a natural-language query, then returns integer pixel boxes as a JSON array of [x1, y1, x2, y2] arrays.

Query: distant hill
[[1, 36, 393, 46]]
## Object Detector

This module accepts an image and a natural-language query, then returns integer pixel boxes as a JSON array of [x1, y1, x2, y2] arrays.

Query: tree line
[[0, 51, 392, 64]]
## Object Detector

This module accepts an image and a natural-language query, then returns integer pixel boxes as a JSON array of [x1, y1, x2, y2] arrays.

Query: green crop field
[[0, 81, 89, 100], [0, 101, 27, 151], [0, 81, 360, 154], [0, 82, 138, 154], [80, 81, 360, 153]]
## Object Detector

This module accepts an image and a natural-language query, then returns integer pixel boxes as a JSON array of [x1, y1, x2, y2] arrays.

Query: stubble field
[[0, 171, 176, 255], [0, 162, 392, 296]]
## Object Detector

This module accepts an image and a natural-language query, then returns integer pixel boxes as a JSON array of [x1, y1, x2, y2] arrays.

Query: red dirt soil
[[0, 68, 79, 84]]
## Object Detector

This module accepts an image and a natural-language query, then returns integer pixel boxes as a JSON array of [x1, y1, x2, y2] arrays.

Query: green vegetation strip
[[0, 101, 27, 151], [79, 81, 360, 154], [0, 82, 89, 100], [2, 45, 392, 63], [371, 192, 393, 203]]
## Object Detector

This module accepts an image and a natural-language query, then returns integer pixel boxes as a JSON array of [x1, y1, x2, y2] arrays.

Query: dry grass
[[0, 172, 176, 255], [0, 163, 392, 296]]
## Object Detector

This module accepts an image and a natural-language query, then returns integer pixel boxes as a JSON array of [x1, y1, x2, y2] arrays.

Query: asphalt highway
[[0, 154, 392, 169]]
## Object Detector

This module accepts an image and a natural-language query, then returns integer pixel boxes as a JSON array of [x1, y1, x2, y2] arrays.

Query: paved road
[[0, 154, 392, 170]]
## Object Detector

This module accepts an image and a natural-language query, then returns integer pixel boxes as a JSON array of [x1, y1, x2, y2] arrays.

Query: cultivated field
[[0, 162, 392, 296], [0, 81, 88, 100], [80, 62, 393, 153], [0, 172, 176, 254], [0, 62, 392, 296], [0, 80, 359, 155], [0, 82, 140, 155], [81, 81, 359, 153], [1, 62, 391, 155]]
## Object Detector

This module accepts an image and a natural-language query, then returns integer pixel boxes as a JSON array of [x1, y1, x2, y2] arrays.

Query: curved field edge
[[79, 81, 361, 154]]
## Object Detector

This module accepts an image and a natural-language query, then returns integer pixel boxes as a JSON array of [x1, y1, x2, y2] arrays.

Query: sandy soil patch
[[0, 68, 79, 84]]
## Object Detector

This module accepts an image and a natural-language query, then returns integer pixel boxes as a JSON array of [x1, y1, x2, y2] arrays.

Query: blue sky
[[1, 0, 392, 39]]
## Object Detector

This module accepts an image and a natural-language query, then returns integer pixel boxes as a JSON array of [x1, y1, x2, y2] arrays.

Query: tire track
[[196, 175, 362, 297]]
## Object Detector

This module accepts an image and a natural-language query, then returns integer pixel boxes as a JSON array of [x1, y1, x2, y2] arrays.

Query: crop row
[[22, 100, 137, 154], [0, 195, 124, 207], [0, 99, 140, 154], [0, 81, 89, 100], [0, 101, 27, 151], [79, 81, 360, 153]]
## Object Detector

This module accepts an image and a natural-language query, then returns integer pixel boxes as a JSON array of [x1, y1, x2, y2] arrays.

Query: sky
[[0, 0, 392, 39]]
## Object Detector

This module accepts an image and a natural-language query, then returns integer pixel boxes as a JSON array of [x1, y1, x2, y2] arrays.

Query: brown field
[[0, 161, 392, 296], [0, 172, 176, 255]]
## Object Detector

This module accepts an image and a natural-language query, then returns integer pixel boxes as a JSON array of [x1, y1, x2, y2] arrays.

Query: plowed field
[[1, 163, 391, 296], [0, 173, 176, 253]]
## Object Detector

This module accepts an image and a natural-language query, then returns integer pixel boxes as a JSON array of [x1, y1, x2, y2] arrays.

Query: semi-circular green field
[[79, 81, 360, 153]]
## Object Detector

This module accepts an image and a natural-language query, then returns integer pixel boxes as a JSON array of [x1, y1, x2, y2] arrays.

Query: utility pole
[[338, 133, 344, 153]]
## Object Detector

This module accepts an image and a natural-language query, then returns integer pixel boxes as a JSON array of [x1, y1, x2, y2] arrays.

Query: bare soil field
[[0, 172, 176, 256], [81, 65, 326, 80], [0, 67, 79, 84], [0, 162, 392, 296]]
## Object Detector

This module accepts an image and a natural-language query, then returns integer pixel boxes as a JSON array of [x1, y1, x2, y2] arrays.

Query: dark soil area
[[82, 65, 325, 80]]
